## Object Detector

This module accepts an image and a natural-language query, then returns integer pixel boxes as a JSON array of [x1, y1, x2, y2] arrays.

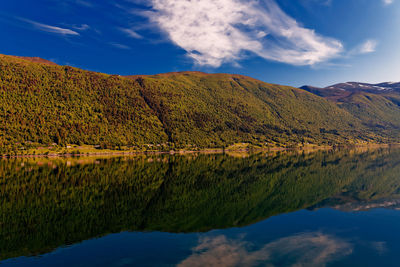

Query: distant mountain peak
[[303, 81, 400, 91], [301, 81, 400, 103]]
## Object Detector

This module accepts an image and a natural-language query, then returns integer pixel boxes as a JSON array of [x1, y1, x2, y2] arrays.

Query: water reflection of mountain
[[310, 197, 400, 212], [2, 148, 400, 260]]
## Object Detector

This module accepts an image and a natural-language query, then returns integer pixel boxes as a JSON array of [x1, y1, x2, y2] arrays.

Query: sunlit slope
[[338, 93, 400, 135], [133, 72, 373, 146], [0, 54, 381, 150], [0, 54, 168, 147], [302, 83, 400, 140]]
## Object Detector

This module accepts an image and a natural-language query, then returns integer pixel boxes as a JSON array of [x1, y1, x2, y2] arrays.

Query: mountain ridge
[[0, 53, 397, 154], [301, 81, 400, 102]]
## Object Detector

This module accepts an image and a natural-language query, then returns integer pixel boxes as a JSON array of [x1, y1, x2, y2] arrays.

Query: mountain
[[301, 82, 400, 102], [126, 72, 370, 147], [301, 82, 400, 139], [310, 197, 400, 212], [0, 54, 391, 154]]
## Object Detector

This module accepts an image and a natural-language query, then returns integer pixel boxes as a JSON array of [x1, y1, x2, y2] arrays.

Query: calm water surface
[[2, 148, 400, 266]]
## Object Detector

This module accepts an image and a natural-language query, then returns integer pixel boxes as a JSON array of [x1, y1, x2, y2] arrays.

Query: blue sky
[[0, 0, 399, 87]]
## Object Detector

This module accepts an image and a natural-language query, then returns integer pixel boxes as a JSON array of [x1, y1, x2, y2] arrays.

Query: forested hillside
[[0, 55, 168, 153], [302, 83, 400, 139], [0, 54, 391, 154]]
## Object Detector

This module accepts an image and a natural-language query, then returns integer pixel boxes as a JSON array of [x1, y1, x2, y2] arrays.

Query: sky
[[0, 0, 399, 87]]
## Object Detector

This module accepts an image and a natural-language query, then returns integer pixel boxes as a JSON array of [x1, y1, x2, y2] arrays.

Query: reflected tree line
[[1, 148, 400, 260]]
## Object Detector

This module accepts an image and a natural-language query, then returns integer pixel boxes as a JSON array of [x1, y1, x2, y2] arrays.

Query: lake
[[2, 148, 400, 266]]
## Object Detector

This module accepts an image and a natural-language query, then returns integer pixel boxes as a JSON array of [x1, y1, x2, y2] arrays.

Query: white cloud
[[146, 0, 343, 67], [110, 42, 131, 49], [300, 0, 333, 7], [21, 19, 80, 36], [179, 233, 353, 267], [383, 0, 394, 5], [72, 24, 90, 31], [344, 39, 378, 58], [356, 39, 378, 54], [75, 0, 93, 7], [120, 28, 143, 39]]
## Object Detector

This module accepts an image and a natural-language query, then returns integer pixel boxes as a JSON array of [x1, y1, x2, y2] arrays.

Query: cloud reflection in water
[[179, 232, 353, 267]]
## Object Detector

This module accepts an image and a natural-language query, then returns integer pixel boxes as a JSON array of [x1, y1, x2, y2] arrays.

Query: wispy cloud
[[75, 0, 93, 7], [110, 42, 131, 49], [146, 0, 343, 67], [359, 40, 378, 54], [120, 28, 143, 39], [382, 0, 394, 5], [179, 233, 353, 267], [72, 24, 90, 31], [21, 18, 80, 36], [301, 0, 333, 7], [351, 39, 378, 55]]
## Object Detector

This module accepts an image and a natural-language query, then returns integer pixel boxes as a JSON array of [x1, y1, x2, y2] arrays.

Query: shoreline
[[1, 143, 398, 159]]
